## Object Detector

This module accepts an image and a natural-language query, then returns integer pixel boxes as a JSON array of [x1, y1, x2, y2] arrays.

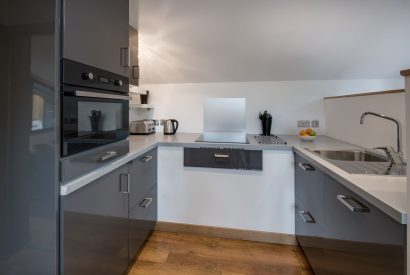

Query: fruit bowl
[[300, 135, 316, 141]]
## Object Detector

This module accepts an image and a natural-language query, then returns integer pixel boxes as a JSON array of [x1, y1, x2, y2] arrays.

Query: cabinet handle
[[337, 195, 370, 213], [298, 211, 316, 223], [298, 163, 315, 171], [139, 197, 153, 208], [119, 173, 131, 194], [214, 153, 230, 159], [120, 47, 130, 67], [99, 151, 118, 162], [140, 155, 153, 163]]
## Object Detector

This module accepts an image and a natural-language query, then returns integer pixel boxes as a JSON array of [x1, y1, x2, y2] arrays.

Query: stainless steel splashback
[[201, 98, 246, 143]]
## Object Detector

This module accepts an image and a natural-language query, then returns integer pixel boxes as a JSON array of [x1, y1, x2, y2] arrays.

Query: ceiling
[[135, 0, 410, 84]]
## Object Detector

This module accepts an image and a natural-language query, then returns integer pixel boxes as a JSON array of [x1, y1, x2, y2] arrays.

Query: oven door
[[62, 88, 129, 156]]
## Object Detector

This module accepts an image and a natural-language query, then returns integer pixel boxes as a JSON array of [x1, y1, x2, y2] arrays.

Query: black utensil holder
[[261, 118, 272, 136]]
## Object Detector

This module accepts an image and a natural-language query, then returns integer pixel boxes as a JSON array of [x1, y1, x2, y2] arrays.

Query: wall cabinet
[[294, 152, 406, 275], [128, 26, 139, 86], [62, 0, 129, 76]]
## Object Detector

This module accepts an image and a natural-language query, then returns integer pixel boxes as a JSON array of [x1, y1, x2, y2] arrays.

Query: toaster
[[130, 119, 155, 135]]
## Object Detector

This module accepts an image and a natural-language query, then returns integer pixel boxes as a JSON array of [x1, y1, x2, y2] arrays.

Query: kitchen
[[1, 0, 409, 275]]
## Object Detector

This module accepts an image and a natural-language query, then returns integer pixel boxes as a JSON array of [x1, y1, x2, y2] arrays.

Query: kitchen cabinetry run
[[61, 165, 130, 275], [128, 148, 158, 262], [294, 152, 406, 275]]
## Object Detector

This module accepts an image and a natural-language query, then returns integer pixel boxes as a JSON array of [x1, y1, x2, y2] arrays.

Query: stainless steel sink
[[309, 149, 405, 176], [312, 150, 388, 162]]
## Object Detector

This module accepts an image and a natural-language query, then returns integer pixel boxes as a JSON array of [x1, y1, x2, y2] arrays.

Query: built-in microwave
[[61, 59, 130, 157]]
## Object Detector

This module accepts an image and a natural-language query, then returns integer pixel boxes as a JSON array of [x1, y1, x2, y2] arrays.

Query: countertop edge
[[293, 146, 407, 224]]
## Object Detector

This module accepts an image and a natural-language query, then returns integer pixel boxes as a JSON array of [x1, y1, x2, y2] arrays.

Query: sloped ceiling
[[136, 0, 410, 84]]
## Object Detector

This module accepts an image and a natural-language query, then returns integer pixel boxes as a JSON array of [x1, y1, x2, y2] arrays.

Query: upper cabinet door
[[62, 0, 129, 76]]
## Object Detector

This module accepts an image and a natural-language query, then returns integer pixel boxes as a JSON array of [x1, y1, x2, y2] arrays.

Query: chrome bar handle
[[140, 155, 153, 163], [298, 211, 316, 223], [120, 47, 130, 67], [99, 151, 118, 162], [214, 153, 230, 159], [337, 195, 370, 213], [298, 163, 315, 171], [139, 198, 153, 208], [119, 173, 130, 194], [75, 90, 131, 100]]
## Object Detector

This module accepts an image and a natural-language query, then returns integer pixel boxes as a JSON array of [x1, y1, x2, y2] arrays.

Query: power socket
[[311, 120, 320, 128], [297, 120, 310, 127]]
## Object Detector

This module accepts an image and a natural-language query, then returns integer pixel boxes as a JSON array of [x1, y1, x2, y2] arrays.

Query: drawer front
[[61, 139, 129, 182], [129, 148, 157, 208], [294, 153, 325, 222], [184, 148, 262, 170], [323, 175, 405, 275], [129, 185, 158, 262]]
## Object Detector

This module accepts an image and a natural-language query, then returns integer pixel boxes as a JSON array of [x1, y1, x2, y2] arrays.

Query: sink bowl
[[312, 150, 388, 162]]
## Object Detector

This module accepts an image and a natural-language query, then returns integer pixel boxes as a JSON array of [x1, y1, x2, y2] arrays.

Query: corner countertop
[[60, 133, 407, 224]]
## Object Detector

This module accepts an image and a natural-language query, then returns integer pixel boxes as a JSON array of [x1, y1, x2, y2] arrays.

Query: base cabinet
[[61, 149, 158, 274], [129, 185, 158, 261], [61, 165, 130, 275], [294, 153, 406, 275]]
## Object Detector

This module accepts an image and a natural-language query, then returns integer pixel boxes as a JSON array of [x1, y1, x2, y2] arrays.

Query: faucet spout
[[360, 111, 402, 157]]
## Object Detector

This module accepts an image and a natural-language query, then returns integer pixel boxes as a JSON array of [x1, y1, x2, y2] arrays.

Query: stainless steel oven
[[61, 59, 130, 157]]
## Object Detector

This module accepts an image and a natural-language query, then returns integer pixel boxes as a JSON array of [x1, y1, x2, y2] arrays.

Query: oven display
[[99, 76, 110, 84]]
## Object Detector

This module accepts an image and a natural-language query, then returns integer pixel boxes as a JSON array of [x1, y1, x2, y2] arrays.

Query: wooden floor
[[128, 231, 313, 275]]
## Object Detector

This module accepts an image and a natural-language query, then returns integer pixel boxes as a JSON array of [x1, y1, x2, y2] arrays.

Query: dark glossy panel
[[61, 139, 129, 182], [323, 175, 405, 275], [61, 165, 129, 275], [294, 153, 326, 274], [62, 0, 129, 76], [184, 148, 263, 170], [129, 148, 158, 208], [129, 185, 158, 262], [0, 0, 58, 274]]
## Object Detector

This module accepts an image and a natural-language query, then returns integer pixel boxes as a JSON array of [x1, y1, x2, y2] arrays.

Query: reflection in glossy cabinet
[[61, 166, 130, 275], [294, 153, 326, 274], [0, 0, 58, 274], [323, 175, 405, 275], [129, 185, 158, 262]]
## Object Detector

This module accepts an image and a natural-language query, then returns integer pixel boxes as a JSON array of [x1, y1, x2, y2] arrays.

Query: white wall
[[158, 146, 295, 233], [131, 79, 404, 135], [325, 92, 406, 155]]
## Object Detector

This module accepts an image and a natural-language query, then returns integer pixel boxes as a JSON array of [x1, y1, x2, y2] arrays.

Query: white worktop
[[60, 133, 407, 224]]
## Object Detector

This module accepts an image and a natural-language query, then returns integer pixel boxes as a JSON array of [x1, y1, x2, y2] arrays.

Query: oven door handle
[[75, 90, 131, 100]]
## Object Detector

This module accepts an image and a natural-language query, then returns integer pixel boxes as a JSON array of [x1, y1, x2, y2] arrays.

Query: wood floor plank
[[128, 231, 313, 275]]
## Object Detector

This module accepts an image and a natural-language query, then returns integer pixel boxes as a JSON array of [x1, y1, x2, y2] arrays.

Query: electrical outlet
[[311, 120, 320, 128], [297, 120, 310, 127]]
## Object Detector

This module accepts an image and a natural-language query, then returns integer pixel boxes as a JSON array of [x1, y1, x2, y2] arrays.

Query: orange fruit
[[306, 128, 313, 134], [299, 130, 307, 136]]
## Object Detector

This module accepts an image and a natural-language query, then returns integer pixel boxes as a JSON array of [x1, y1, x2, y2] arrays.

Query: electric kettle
[[163, 119, 179, 135]]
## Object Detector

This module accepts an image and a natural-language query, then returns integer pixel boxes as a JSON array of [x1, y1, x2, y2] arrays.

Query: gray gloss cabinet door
[[0, 0, 58, 274], [129, 148, 158, 209], [61, 165, 129, 275], [294, 153, 326, 274], [62, 0, 129, 75], [129, 185, 158, 262], [323, 175, 405, 275]]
